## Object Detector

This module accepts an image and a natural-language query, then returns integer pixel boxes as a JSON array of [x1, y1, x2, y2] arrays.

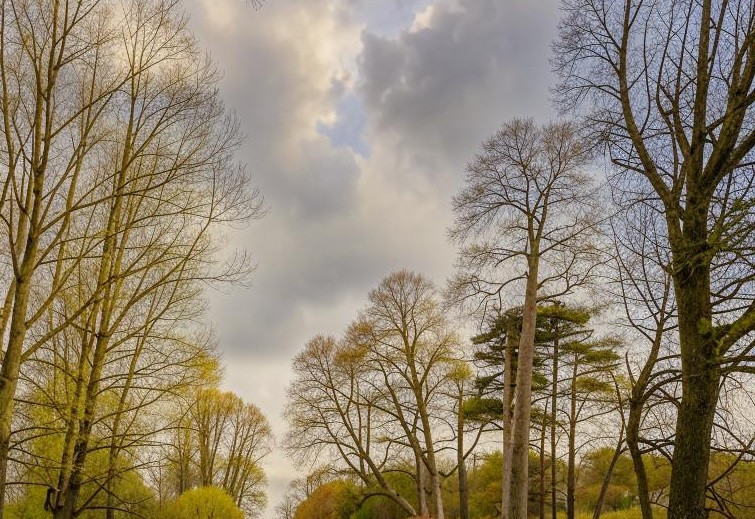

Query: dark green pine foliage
[[463, 304, 616, 422]]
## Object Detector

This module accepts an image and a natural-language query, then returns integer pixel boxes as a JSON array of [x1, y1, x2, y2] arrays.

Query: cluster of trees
[[284, 2, 755, 519], [282, 448, 674, 519], [0, 0, 270, 518], [284, 272, 481, 519], [286, 449, 755, 519]]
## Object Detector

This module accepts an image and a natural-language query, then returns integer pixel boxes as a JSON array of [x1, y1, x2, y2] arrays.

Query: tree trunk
[[567, 361, 577, 519], [430, 461, 445, 519], [627, 397, 653, 519], [550, 329, 559, 519], [417, 395, 444, 519], [0, 256, 36, 516], [106, 341, 143, 519], [539, 409, 547, 519], [418, 454, 429, 517], [510, 254, 540, 519], [458, 389, 469, 519], [592, 439, 623, 519], [53, 336, 110, 519], [667, 201, 719, 519], [502, 314, 519, 519], [459, 461, 469, 519], [667, 357, 719, 519]]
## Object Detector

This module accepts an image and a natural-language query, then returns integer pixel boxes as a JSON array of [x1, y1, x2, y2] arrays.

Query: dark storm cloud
[[359, 0, 559, 174]]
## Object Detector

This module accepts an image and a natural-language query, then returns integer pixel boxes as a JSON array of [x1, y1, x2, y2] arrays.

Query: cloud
[[359, 0, 559, 178], [186, 0, 560, 516]]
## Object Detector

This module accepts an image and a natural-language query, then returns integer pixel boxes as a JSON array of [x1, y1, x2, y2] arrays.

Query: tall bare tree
[[554, 2, 755, 516], [351, 270, 460, 519], [451, 119, 600, 518], [284, 334, 418, 516], [285, 271, 468, 519], [0, 2, 131, 509]]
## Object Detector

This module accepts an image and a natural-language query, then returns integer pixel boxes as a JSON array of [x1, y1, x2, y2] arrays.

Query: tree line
[[0, 0, 270, 518], [283, 2, 755, 519]]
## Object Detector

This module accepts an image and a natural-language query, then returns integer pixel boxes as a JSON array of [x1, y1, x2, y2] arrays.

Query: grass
[[552, 507, 668, 519]]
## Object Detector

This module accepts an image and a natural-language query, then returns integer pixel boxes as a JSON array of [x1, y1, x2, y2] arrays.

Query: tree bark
[[627, 395, 653, 519], [418, 453, 429, 517], [502, 314, 519, 519], [458, 387, 469, 519], [566, 361, 577, 519], [592, 439, 624, 519], [509, 254, 540, 519], [539, 408, 547, 519], [666, 196, 719, 519], [550, 328, 560, 519]]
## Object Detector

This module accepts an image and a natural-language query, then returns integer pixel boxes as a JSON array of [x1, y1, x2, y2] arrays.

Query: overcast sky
[[184, 0, 560, 516]]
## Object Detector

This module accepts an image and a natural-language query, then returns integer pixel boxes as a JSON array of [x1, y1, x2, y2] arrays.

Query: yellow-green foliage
[[555, 507, 667, 519], [6, 486, 50, 519], [164, 486, 244, 519], [708, 454, 755, 518]]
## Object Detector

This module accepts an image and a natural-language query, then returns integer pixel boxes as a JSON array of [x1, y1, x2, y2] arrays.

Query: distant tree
[[169, 388, 272, 517], [167, 486, 244, 519], [285, 271, 468, 519], [559, 336, 621, 519], [349, 271, 461, 519], [292, 481, 359, 519]]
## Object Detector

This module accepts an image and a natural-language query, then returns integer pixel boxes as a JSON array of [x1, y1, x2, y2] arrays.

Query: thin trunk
[[53, 335, 111, 519], [105, 337, 145, 519], [0, 125, 47, 519], [412, 358, 444, 519], [510, 254, 540, 519], [0, 199, 43, 514], [592, 438, 623, 519], [458, 388, 469, 519], [627, 396, 653, 519], [626, 282, 667, 519], [52, 124, 131, 518], [567, 361, 577, 519], [502, 314, 519, 519], [550, 329, 559, 519], [539, 408, 547, 519], [0, 2, 63, 508]]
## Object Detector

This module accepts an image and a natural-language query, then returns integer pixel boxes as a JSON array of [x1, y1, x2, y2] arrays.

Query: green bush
[[165, 486, 244, 519]]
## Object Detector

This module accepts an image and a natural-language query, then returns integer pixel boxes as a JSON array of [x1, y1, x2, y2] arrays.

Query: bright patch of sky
[[316, 91, 370, 157], [350, 0, 437, 36]]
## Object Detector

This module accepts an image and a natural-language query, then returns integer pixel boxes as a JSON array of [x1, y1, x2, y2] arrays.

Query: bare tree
[[186, 388, 272, 517], [554, 2, 755, 516], [350, 270, 461, 519], [451, 119, 600, 518], [284, 334, 418, 516], [609, 200, 679, 519], [0, 2, 132, 509], [285, 271, 469, 519]]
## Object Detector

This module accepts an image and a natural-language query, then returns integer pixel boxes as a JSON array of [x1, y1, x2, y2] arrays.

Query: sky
[[184, 0, 560, 516]]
